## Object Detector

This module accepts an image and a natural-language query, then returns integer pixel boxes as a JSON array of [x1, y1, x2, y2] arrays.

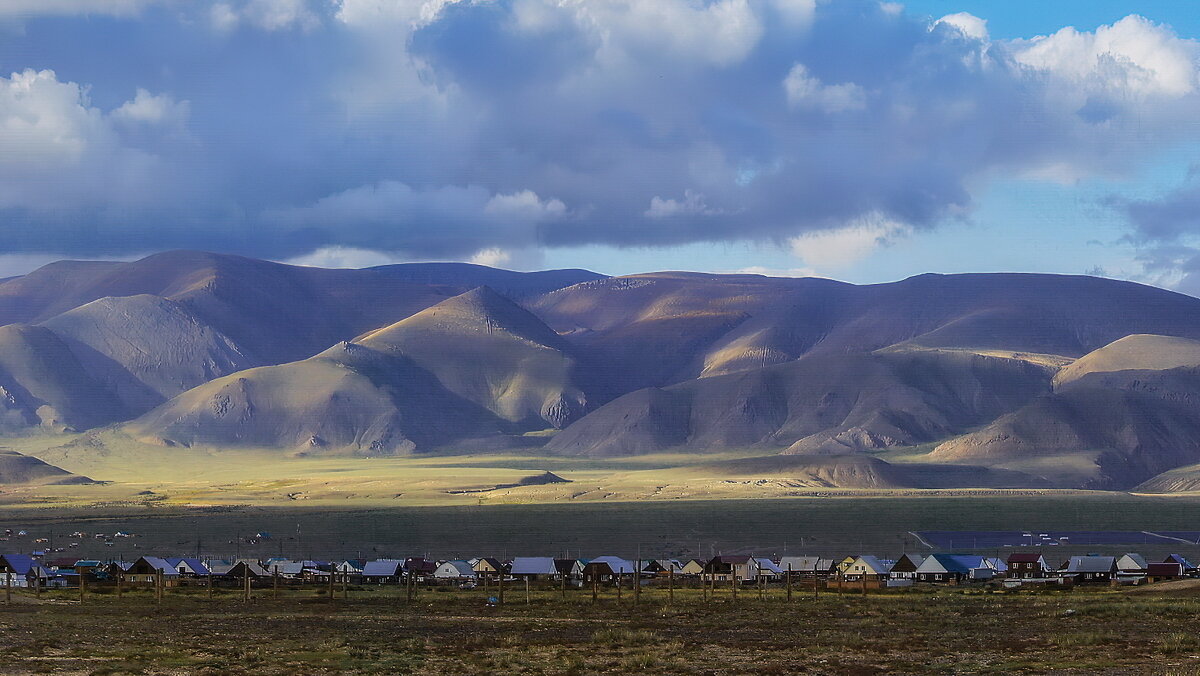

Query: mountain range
[[5, 251, 1200, 491]]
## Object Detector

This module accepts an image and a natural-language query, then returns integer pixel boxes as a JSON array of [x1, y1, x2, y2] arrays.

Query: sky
[[3, 1, 1200, 294]]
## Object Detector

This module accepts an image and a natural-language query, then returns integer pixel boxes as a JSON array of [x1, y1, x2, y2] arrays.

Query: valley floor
[[2, 585, 1200, 674]]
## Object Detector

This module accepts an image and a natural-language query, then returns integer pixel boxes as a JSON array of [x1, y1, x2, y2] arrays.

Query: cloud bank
[[0, 1, 1197, 277]]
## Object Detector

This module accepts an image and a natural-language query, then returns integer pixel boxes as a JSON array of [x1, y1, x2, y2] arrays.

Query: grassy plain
[[4, 494, 1200, 563], [4, 583, 1200, 674]]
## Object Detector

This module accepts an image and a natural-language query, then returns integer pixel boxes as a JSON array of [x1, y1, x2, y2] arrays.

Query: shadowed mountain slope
[[546, 351, 1052, 457], [39, 295, 255, 413], [357, 287, 589, 428], [126, 288, 590, 453], [535, 272, 1200, 398], [931, 366, 1200, 489], [126, 341, 502, 455]]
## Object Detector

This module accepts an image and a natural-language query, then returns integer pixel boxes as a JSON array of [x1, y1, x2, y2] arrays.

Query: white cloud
[[725, 265, 823, 278], [467, 246, 546, 271], [783, 63, 867, 113], [111, 88, 189, 127], [282, 246, 407, 269], [484, 190, 567, 221], [788, 214, 910, 269], [935, 12, 988, 41], [1012, 15, 1198, 97], [0, 70, 188, 211]]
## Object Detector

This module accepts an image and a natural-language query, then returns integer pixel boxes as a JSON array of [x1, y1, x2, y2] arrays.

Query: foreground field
[[3, 584, 1200, 674]]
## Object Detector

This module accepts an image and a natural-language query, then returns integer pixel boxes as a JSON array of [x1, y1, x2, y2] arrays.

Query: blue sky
[[2, 1, 1200, 294]]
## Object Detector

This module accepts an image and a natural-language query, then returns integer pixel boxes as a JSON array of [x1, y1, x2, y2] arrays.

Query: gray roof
[[1118, 553, 1148, 570], [140, 557, 181, 576], [589, 556, 635, 574], [436, 560, 475, 577], [362, 559, 404, 576], [1065, 556, 1116, 574], [510, 557, 558, 575]]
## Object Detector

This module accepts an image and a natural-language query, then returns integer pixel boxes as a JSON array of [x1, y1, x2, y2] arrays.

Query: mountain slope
[[0, 324, 128, 431], [126, 342, 501, 455], [0, 251, 603, 364], [546, 351, 1052, 457], [534, 272, 1200, 398], [40, 295, 255, 412], [931, 366, 1200, 489], [357, 287, 589, 428]]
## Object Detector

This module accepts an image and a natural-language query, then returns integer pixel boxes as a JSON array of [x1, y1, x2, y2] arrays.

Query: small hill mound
[[695, 454, 913, 489], [0, 449, 91, 485], [1054, 334, 1200, 388]]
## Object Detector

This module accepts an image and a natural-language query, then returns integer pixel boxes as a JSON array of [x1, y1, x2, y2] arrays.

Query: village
[[0, 547, 1195, 600]]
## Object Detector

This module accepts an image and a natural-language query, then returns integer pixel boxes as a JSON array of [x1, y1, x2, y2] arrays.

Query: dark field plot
[[4, 584, 1200, 674], [918, 530, 1200, 550], [6, 494, 1200, 562]]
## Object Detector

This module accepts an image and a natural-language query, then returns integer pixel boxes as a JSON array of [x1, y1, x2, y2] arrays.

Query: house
[[74, 560, 102, 576], [434, 560, 476, 581], [679, 559, 706, 576], [1007, 553, 1051, 579], [361, 560, 404, 584], [473, 558, 504, 579], [336, 560, 365, 574], [1060, 556, 1118, 584], [1146, 562, 1185, 582], [702, 556, 755, 583], [166, 558, 210, 577], [913, 554, 993, 583], [778, 556, 835, 579], [510, 557, 560, 579], [1116, 553, 1148, 577], [404, 558, 436, 580], [125, 557, 182, 586], [555, 559, 585, 581], [583, 557, 636, 584], [226, 560, 271, 581], [0, 554, 37, 587], [843, 556, 891, 581], [1163, 554, 1198, 576], [640, 559, 683, 577], [889, 554, 926, 580], [753, 558, 784, 581]]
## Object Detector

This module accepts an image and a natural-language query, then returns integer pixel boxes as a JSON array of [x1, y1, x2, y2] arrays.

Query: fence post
[[498, 569, 504, 605], [525, 576, 530, 605], [342, 570, 348, 600], [328, 567, 335, 603], [274, 568, 280, 599], [560, 569, 566, 601], [730, 567, 737, 601], [591, 570, 598, 604], [116, 571, 122, 600], [208, 569, 214, 599], [787, 564, 792, 602], [5, 570, 10, 604], [668, 567, 674, 605], [634, 562, 641, 606], [243, 567, 250, 603], [79, 571, 85, 604]]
